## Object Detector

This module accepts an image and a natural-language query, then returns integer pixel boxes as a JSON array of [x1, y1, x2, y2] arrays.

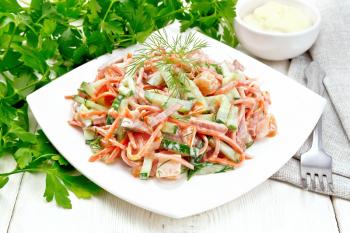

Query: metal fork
[[300, 62, 333, 192]]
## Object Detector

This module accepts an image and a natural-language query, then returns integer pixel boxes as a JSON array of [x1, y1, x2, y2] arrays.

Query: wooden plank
[[0, 155, 23, 233], [333, 197, 350, 233], [8, 173, 338, 233]]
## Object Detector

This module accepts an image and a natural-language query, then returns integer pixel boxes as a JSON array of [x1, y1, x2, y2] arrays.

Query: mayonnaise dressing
[[243, 1, 313, 33]]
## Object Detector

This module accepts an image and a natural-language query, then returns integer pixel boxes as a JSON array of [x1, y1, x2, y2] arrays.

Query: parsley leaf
[[14, 147, 35, 169], [44, 172, 72, 209], [0, 176, 9, 189]]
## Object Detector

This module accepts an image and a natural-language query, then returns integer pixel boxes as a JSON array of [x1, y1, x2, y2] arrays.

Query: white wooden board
[[7, 173, 339, 233]]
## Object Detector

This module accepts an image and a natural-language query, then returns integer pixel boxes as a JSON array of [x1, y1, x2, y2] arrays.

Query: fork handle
[[311, 117, 323, 150]]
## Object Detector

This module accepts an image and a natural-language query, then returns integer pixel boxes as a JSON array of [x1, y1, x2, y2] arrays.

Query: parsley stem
[[101, 0, 117, 30], [1, 25, 17, 60], [154, 8, 186, 20], [0, 168, 43, 177], [31, 153, 59, 164]]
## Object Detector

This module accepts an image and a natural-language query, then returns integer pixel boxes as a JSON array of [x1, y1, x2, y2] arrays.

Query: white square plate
[[27, 24, 326, 218]]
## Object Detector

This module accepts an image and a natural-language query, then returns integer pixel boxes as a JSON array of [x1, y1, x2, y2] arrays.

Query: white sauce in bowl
[[243, 1, 313, 33]]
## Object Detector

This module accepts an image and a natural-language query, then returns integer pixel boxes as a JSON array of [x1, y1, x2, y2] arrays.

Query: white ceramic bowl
[[234, 0, 321, 60]]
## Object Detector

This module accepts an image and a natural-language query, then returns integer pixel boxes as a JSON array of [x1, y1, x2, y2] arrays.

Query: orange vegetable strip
[[104, 115, 121, 142], [89, 147, 114, 162], [134, 122, 164, 159], [127, 132, 137, 149], [215, 82, 236, 94], [93, 92, 117, 101], [65, 95, 74, 99], [80, 110, 107, 118], [168, 118, 190, 128], [108, 138, 127, 150], [105, 147, 121, 164], [196, 127, 243, 154], [207, 153, 245, 167]]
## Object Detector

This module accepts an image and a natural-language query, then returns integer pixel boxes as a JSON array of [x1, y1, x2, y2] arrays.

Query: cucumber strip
[[162, 71, 180, 98], [85, 137, 102, 153], [106, 115, 114, 125], [222, 70, 245, 85], [106, 94, 125, 125], [144, 91, 193, 113], [197, 113, 215, 121], [118, 99, 129, 115], [92, 79, 107, 90], [80, 82, 95, 97], [219, 140, 241, 162], [147, 71, 164, 86], [73, 96, 108, 111], [226, 106, 239, 131], [216, 95, 230, 124], [221, 62, 232, 78], [83, 128, 96, 141], [118, 84, 131, 96], [112, 94, 125, 111], [205, 94, 224, 106], [125, 72, 136, 95], [188, 162, 232, 179], [77, 104, 92, 126], [161, 122, 178, 134], [246, 140, 254, 148], [160, 139, 199, 157], [116, 119, 125, 141], [140, 158, 153, 180], [208, 138, 240, 162], [226, 87, 240, 100], [188, 79, 208, 108]]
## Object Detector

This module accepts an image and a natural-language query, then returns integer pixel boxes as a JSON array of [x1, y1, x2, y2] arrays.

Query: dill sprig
[[163, 67, 191, 98], [127, 30, 208, 98], [127, 30, 207, 75]]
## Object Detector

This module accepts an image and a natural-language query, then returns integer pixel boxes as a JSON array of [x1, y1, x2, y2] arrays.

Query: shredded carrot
[[104, 115, 121, 142], [127, 131, 137, 149], [80, 110, 107, 118], [93, 91, 117, 101], [105, 147, 121, 164], [168, 118, 190, 128], [134, 122, 164, 159], [108, 138, 127, 150], [208, 153, 245, 167], [196, 127, 244, 154], [215, 82, 236, 94], [65, 95, 74, 99], [89, 147, 114, 162]]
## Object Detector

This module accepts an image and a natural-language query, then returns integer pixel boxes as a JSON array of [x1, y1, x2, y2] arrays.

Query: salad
[[66, 32, 276, 180]]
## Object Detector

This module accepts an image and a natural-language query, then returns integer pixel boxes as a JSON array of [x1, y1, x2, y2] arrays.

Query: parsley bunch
[[0, 0, 238, 208]]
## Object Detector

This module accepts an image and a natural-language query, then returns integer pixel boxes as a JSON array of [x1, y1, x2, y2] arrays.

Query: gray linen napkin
[[271, 0, 350, 199]]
